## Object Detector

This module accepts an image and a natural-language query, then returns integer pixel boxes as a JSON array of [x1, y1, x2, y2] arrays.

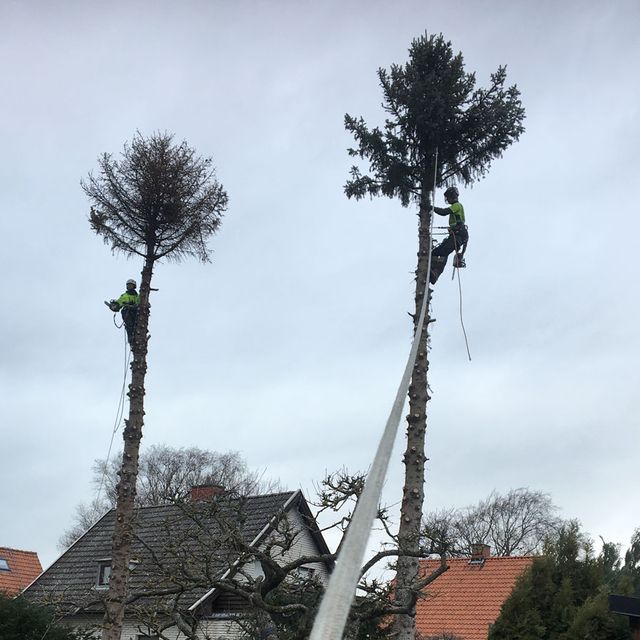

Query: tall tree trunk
[[102, 258, 153, 640], [394, 197, 432, 640]]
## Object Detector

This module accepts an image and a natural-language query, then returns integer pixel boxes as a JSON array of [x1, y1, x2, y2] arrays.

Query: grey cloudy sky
[[1, 0, 639, 570]]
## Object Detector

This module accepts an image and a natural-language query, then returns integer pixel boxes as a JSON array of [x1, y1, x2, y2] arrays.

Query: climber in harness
[[429, 186, 469, 285], [105, 279, 140, 346]]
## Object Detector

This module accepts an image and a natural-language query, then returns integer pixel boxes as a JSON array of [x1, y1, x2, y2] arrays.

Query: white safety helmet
[[126, 279, 136, 287]]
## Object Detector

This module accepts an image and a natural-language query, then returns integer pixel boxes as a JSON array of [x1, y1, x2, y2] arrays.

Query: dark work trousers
[[430, 227, 468, 284], [121, 305, 138, 345]]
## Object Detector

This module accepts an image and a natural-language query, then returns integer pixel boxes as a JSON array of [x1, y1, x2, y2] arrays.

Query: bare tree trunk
[[393, 198, 432, 640], [102, 258, 153, 640]]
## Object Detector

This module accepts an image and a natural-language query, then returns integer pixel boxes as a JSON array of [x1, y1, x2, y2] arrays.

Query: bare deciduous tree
[[45, 470, 448, 640], [124, 473, 448, 640], [422, 488, 561, 557], [58, 446, 279, 550]]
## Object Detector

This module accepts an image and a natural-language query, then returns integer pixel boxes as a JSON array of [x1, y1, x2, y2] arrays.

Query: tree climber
[[429, 186, 469, 284], [106, 279, 140, 346]]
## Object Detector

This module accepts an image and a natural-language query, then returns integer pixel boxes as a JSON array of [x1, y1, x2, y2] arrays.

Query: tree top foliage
[[83, 131, 228, 262], [345, 32, 525, 206]]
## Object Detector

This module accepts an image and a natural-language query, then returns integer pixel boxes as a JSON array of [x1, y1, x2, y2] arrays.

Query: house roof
[[0, 547, 43, 596], [415, 555, 534, 640], [25, 490, 328, 615]]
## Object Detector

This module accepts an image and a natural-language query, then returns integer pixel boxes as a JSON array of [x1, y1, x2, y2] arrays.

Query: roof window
[[96, 560, 111, 587], [0, 558, 10, 571], [297, 566, 316, 579]]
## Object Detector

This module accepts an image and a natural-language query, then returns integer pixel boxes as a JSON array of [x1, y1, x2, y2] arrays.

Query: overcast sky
[[1, 0, 639, 571]]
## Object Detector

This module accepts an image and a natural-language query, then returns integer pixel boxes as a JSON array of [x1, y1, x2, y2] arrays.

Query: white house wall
[[261, 507, 330, 583], [197, 618, 245, 639], [220, 506, 330, 584], [70, 615, 189, 640]]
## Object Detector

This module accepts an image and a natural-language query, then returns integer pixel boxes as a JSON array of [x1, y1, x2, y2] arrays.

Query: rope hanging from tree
[[96, 325, 131, 506]]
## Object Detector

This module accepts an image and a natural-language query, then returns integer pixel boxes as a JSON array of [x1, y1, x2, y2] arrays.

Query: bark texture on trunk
[[102, 259, 153, 640], [393, 200, 432, 640]]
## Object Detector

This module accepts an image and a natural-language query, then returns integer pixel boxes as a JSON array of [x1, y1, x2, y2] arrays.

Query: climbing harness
[[309, 150, 440, 640]]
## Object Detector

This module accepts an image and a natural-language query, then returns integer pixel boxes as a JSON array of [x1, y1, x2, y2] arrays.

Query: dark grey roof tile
[[26, 491, 299, 613]]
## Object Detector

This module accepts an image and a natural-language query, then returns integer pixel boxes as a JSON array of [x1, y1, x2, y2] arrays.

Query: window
[[0, 558, 9, 571], [297, 566, 316, 579], [95, 558, 139, 587], [97, 561, 111, 587]]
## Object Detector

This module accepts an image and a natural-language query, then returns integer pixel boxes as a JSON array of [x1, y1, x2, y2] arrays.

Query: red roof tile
[[415, 555, 534, 640], [0, 547, 43, 596]]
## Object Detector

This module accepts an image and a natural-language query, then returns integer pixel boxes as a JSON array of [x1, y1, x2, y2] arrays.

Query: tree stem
[[394, 199, 432, 640], [102, 259, 153, 640]]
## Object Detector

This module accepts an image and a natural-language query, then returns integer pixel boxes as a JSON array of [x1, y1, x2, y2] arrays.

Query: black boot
[[430, 256, 446, 284]]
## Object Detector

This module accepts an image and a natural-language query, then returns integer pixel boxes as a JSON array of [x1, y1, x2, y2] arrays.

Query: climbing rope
[[96, 323, 131, 506], [455, 268, 472, 362], [309, 150, 439, 640], [450, 233, 472, 362]]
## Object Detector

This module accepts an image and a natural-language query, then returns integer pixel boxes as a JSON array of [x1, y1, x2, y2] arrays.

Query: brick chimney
[[190, 484, 225, 501], [469, 543, 491, 564]]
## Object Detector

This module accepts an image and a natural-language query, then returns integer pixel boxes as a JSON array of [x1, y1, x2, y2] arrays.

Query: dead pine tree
[[344, 33, 525, 640], [82, 132, 228, 640]]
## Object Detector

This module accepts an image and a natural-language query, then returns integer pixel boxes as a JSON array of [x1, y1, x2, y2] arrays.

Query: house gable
[[24, 489, 332, 630], [193, 491, 333, 615]]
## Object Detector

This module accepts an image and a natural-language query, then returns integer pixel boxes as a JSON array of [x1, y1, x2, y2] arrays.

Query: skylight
[[0, 558, 10, 571], [97, 561, 111, 587]]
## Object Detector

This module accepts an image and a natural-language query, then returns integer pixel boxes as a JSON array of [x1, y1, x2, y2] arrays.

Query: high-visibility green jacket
[[114, 291, 139, 310], [435, 202, 465, 229], [448, 202, 465, 228]]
